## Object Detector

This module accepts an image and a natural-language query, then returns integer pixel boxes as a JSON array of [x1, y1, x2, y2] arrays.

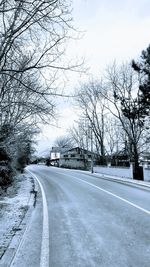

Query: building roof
[[61, 146, 96, 155], [50, 146, 70, 153]]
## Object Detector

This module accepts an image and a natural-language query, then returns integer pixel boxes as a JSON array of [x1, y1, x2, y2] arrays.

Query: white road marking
[[28, 170, 49, 267], [10, 204, 34, 267], [59, 171, 150, 216]]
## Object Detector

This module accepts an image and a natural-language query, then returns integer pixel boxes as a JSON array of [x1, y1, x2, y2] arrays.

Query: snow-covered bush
[[0, 165, 13, 187]]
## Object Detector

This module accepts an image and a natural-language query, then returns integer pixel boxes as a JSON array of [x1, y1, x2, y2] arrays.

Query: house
[[59, 147, 96, 170], [50, 147, 61, 160], [140, 152, 150, 167], [50, 147, 69, 166]]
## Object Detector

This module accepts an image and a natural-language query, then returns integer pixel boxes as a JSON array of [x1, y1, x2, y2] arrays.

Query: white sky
[[35, 0, 150, 155]]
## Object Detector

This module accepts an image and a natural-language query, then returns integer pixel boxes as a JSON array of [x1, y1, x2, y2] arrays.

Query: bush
[[0, 165, 13, 187], [0, 147, 13, 187]]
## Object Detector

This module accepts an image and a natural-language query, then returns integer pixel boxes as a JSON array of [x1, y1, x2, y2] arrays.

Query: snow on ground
[[0, 173, 34, 260]]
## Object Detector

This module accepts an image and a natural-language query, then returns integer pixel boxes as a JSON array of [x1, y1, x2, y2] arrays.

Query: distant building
[[59, 147, 96, 170], [50, 147, 61, 160], [50, 147, 69, 166], [140, 152, 150, 167]]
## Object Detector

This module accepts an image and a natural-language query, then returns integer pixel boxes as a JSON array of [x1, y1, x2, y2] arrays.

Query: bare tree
[[105, 117, 124, 157], [0, 0, 80, 74], [0, 70, 55, 128], [69, 118, 91, 151], [104, 63, 150, 179], [0, 0, 82, 122], [4, 125, 32, 169], [54, 135, 74, 149], [75, 79, 107, 164], [0, 0, 84, 184]]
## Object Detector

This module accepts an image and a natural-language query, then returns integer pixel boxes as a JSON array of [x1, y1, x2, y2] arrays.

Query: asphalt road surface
[[11, 165, 150, 267]]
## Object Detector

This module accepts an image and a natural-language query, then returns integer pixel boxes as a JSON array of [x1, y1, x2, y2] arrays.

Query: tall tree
[[75, 79, 107, 164], [54, 135, 74, 149], [104, 63, 150, 179], [69, 118, 91, 151], [105, 117, 125, 159], [132, 45, 150, 118], [0, 0, 81, 184], [0, 0, 80, 124]]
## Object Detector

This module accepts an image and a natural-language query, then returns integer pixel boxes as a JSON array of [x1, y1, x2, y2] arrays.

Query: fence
[[94, 165, 133, 179], [94, 165, 150, 182], [143, 167, 150, 181]]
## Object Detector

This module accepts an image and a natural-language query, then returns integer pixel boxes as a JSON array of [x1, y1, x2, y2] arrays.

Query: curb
[[92, 172, 150, 189], [0, 174, 39, 267], [71, 168, 150, 190]]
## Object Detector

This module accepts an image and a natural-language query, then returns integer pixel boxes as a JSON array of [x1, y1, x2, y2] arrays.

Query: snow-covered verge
[[94, 165, 132, 179], [0, 173, 35, 264]]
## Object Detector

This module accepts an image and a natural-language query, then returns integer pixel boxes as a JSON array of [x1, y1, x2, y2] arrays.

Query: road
[[11, 165, 150, 267]]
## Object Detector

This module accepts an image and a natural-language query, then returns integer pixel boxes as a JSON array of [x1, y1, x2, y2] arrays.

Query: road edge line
[[59, 171, 150, 216], [76, 177, 150, 215], [27, 170, 50, 267]]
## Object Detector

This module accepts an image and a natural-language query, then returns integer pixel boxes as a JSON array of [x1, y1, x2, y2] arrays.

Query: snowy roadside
[[64, 168, 150, 189], [92, 172, 150, 189], [0, 172, 36, 266]]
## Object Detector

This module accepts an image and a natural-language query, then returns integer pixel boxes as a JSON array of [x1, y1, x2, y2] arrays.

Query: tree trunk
[[133, 146, 143, 180]]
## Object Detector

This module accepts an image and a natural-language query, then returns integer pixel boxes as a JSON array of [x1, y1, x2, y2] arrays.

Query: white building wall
[[143, 168, 150, 181], [94, 165, 150, 182], [51, 152, 60, 160], [59, 158, 85, 169], [94, 166, 133, 179]]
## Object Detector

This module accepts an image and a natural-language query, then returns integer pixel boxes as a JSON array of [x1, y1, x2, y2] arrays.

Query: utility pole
[[91, 128, 94, 173], [91, 111, 94, 173]]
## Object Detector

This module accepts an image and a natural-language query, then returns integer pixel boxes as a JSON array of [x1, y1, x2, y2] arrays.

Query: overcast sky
[[36, 0, 150, 155]]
